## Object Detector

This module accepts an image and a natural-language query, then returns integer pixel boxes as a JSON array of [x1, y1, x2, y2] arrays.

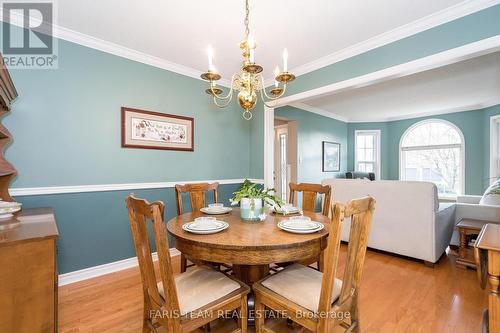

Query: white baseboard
[[58, 248, 181, 286]]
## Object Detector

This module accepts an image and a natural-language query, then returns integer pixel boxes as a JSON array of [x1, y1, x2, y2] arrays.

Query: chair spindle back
[[289, 183, 332, 216], [175, 182, 219, 215]]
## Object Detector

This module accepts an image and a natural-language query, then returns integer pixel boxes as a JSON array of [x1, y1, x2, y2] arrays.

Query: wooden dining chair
[[289, 183, 331, 216], [126, 195, 249, 333], [254, 196, 376, 333], [285, 183, 332, 270], [175, 182, 219, 272]]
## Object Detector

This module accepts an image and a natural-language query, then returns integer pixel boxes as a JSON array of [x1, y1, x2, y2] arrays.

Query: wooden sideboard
[[0, 208, 59, 333], [475, 223, 500, 333]]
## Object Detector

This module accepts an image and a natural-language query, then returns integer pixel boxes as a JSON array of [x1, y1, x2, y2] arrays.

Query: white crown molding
[[347, 99, 500, 123], [0, 9, 232, 87], [53, 25, 228, 87], [285, 0, 500, 80], [58, 248, 181, 286], [289, 103, 348, 122], [295, 99, 500, 124], [10, 178, 264, 196], [273, 35, 500, 109]]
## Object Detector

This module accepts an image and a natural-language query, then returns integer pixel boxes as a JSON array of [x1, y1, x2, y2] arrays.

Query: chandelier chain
[[244, 0, 250, 38]]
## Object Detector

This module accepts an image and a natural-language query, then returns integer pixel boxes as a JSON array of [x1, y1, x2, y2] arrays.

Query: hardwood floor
[[58, 246, 487, 332]]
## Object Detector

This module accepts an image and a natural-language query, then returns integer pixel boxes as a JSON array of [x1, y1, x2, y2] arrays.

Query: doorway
[[274, 117, 298, 202]]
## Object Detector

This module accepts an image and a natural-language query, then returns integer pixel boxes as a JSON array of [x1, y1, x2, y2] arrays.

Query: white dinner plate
[[277, 220, 324, 234], [200, 207, 233, 215], [271, 206, 301, 215], [280, 220, 321, 230], [0, 201, 21, 215], [182, 221, 229, 234], [187, 219, 226, 230]]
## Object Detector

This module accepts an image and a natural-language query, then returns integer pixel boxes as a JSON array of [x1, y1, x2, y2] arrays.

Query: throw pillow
[[480, 179, 500, 205]]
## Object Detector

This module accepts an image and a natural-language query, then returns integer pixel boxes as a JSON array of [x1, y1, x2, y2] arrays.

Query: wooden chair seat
[[157, 265, 245, 316], [254, 197, 376, 333], [257, 264, 342, 313]]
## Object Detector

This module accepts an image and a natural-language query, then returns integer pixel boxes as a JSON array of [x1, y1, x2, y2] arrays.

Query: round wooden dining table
[[166, 208, 331, 285]]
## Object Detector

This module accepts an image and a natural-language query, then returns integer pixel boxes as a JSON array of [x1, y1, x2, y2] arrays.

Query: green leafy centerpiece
[[230, 179, 284, 221]]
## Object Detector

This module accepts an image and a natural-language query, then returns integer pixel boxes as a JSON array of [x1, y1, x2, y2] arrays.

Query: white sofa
[[451, 195, 500, 245], [321, 179, 456, 264]]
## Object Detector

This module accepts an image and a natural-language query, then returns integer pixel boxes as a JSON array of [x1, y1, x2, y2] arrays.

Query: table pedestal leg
[[232, 264, 269, 326], [233, 264, 269, 285]]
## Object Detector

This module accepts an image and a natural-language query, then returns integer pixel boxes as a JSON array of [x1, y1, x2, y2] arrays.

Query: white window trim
[[490, 115, 500, 184], [354, 130, 381, 180], [399, 119, 465, 196]]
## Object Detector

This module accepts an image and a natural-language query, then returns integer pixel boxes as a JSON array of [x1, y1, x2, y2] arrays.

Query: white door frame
[[262, 36, 500, 187], [274, 124, 289, 200], [490, 115, 500, 183]]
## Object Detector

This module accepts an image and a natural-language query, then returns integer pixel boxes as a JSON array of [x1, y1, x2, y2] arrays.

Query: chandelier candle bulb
[[283, 48, 288, 72], [207, 45, 215, 72], [274, 66, 280, 87], [248, 34, 255, 62]]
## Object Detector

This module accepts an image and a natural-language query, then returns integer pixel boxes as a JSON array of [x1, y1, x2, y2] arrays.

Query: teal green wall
[[3, 28, 251, 273], [18, 184, 240, 274], [275, 106, 347, 183], [4, 39, 250, 187], [249, 101, 265, 179], [276, 104, 500, 195], [249, 5, 500, 178], [348, 105, 500, 195]]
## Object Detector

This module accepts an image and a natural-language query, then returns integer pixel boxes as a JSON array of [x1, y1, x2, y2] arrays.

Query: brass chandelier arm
[[259, 76, 287, 108], [261, 94, 281, 108], [212, 93, 234, 108], [259, 75, 286, 100], [261, 87, 286, 108], [208, 74, 239, 101]]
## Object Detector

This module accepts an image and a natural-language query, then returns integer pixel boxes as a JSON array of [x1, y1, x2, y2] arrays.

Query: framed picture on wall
[[322, 141, 340, 172], [121, 107, 194, 151]]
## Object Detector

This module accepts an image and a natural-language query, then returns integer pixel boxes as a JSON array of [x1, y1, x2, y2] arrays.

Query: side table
[[456, 219, 488, 269]]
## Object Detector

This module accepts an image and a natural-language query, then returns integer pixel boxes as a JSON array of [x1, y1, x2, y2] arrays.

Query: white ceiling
[[52, 0, 485, 82], [301, 51, 500, 122]]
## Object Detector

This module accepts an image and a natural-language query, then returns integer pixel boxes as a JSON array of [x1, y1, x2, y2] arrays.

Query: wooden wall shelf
[[0, 58, 18, 202]]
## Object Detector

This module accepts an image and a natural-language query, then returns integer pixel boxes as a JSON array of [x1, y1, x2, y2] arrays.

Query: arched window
[[400, 119, 464, 196]]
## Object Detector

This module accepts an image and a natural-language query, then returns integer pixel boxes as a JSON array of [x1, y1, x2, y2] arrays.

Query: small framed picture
[[121, 107, 194, 151], [322, 141, 340, 172]]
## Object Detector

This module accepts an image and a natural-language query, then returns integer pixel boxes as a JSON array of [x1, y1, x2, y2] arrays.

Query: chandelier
[[200, 0, 295, 120]]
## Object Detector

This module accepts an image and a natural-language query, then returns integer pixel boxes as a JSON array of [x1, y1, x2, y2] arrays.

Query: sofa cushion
[[480, 179, 500, 206]]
